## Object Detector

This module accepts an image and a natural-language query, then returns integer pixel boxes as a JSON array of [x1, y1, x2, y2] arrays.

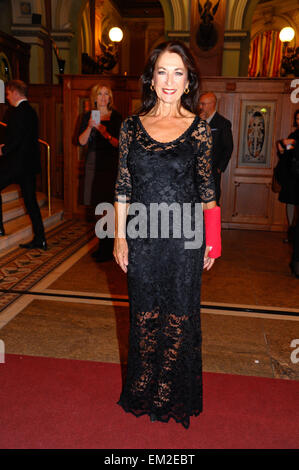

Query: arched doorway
[[224, 0, 259, 76], [228, 0, 299, 76], [248, 0, 299, 78], [63, 0, 190, 75]]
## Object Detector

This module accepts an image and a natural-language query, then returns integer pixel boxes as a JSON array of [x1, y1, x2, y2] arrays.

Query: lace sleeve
[[192, 120, 216, 203], [114, 117, 134, 203]]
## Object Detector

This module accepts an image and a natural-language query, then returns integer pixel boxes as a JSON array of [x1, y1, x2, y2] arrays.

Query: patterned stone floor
[[0, 226, 298, 380], [0, 219, 94, 312]]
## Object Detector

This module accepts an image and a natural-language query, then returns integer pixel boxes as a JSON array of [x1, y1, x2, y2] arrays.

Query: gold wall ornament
[[190, 0, 226, 76], [197, 0, 221, 51], [0, 52, 12, 82]]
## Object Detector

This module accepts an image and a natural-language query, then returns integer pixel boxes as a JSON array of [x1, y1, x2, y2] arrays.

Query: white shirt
[[15, 98, 28, 107], [206, 110, 216, 124]]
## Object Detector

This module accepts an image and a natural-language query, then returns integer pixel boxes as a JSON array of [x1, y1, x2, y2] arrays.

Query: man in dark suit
[[0, 80, 47, 250], [284, 135, 299, 278], [292, 211, 299, 278], [199, 92, 233, 205]]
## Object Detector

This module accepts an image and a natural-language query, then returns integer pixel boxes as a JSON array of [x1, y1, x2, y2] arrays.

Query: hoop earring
[[184, 86, 190, 95], [150, 84, 155, 91]]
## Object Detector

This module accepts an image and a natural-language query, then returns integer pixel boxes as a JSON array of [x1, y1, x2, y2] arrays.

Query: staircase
[[0, 184, 64, 252]]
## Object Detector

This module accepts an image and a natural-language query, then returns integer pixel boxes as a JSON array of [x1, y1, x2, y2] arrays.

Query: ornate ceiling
[[110, 0, 164, 18]]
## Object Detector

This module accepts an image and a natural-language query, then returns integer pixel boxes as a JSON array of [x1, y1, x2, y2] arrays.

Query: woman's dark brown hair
[[138, 41, 200, 115], [293, 109, 299, 127]]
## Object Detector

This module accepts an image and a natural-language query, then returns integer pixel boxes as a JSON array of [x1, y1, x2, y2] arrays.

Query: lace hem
[[117, 399, 202, 429]]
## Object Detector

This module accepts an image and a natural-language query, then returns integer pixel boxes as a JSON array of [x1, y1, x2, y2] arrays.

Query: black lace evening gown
[[115, 115, 215, 429]]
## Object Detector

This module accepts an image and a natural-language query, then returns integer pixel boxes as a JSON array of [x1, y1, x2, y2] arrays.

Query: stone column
[[222, 30, 249, 76], [11, 24, 48, 83]]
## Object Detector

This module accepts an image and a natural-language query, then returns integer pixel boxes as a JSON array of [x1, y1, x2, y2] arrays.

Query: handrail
[[0, 121, 51, 216]]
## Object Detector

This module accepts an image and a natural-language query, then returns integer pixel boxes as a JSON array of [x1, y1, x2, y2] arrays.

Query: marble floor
[[0, 227, 299, 381]]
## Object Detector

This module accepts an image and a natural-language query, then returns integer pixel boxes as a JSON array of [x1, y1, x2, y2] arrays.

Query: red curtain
[[248, 31, 283, 77]]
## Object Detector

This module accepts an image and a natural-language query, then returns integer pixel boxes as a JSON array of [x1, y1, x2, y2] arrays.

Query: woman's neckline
[[137, 114, 199, 145], [97, 109, 112, 121]]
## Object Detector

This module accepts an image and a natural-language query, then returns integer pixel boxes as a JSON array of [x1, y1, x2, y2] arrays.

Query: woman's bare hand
[[93, 123, 107, 135], [282, 138, 295, 148], [113, 238, 129, 273], [88, 116, 97, 129], [277, 141, 284, 154], [203, 245, 215, 271]]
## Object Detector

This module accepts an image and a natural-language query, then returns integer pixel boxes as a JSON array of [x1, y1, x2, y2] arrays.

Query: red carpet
[[0, 354, 298, 449]]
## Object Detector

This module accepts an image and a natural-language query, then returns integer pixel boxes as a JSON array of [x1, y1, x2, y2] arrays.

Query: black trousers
[[213, 170, 221, 206], [293, 220, 299, 262], [0, 173, 45, 241]]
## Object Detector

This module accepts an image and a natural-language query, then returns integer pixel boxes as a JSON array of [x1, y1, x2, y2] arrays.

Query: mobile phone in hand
[[91, 110, 100, 125]]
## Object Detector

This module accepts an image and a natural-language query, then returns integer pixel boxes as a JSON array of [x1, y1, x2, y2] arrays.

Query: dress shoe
[[284, 227, 295, 244], [19, 238, 47, 250], [0, 225, 5, 236], [290, 261, 299, 278]]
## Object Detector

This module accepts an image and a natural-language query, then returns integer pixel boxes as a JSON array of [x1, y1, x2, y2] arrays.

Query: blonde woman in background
[[79, 83, 122, 261]]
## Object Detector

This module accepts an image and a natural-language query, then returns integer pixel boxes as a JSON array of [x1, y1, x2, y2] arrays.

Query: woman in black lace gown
[[114, 41, 221, 429]]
